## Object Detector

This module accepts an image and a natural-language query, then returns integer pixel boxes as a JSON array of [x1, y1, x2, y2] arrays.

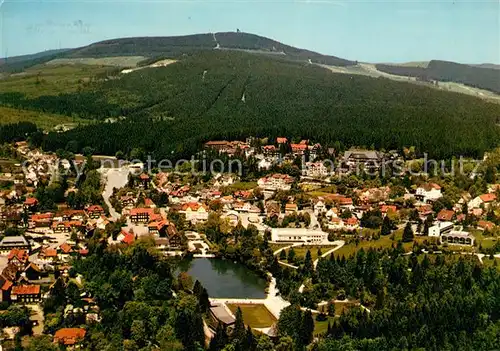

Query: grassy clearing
[[471, 230, 498, 250], [283, 245, 339, 261], [46, 56, 146, 67], [0, 64, 111, 97], [0, 106, 91, 130], [226, 304, 276, 328], [333, 229, 423, 258], [317, 301, 359, 316], [224, 182, 258, 192]]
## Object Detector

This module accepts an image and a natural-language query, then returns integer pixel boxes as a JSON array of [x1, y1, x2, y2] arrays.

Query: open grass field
[[0, 64, 112, 97], [282, 245, 339, 261], [332, 230, 435, 258], [317, 301, 360, 316], [0, 106, 91, 130], [226, 304, 276, 328], [224, 182, 258, 192], [471, 230, 498, 250], [46, 56, 146, 68]]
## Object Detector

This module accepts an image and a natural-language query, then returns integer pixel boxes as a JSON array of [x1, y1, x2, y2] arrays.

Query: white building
[[303, 162, 329, 178], [428, 221, 453, 237], [257, 174, 293, 192], [440, 230, 474, 246], [271, 228, 328, 244], [415, 184, 442, 203], [257, 159, 273, 171]]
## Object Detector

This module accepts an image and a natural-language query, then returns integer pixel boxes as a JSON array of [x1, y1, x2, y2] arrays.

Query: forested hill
[[0, 32, 355, 74], [375, 60, 500, 94], [17, 50, 497, 160]]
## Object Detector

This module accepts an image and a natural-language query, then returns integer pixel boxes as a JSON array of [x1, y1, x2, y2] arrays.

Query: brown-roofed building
[[54, 328, 86, 346], [479, 193, 497, 204], [478, 220, 495, 231], [209, 304, 236, 328], [86, 205, 104, 219], [437, 209, 455, 222], [285, 203, 298, 214], [8, 249, 29, 268], [11, 284, 41, 302], [23, 197, 38, 211], [129, 208, 155, 223], [24, 263, 42, 280]]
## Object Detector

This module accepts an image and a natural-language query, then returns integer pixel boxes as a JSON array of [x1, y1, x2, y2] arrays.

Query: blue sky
[[1, 0, 498, 63]]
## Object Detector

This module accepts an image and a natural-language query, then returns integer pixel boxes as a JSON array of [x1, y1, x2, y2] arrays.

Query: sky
[[0, 0, 498, 64]]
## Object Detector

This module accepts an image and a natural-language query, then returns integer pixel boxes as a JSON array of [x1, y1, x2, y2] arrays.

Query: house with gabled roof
[[54, 328, 86, 347], [11, 284, 41, 303]]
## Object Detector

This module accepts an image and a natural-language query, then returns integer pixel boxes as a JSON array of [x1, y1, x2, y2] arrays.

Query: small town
[[1, 5, 499, 348], [0, 135, 498, 349]]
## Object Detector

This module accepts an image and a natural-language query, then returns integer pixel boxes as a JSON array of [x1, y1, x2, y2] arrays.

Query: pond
[[177, 258, 267, 299]]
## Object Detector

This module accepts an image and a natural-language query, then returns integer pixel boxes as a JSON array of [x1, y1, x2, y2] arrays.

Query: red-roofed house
[[129, 208, 155, 223], [437, 209, 455, 222], [86, 205, 104, 219], [478, 220, 495, 231], [54, 328, 86, 346], [121, 231, 135, 245], [139, 173, 150, 188], [11, 284, 41, 302], [7, 249, 29, 268], [380, 205, 397, 215], [285, 203, 298, 214], [23, 197, 38, 211], [291, 143, 308, 155], [480, 193, 497, 204], [276, 137, 288, 144]]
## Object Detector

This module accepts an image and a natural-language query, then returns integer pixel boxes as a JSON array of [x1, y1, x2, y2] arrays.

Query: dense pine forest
[[1, 50, 500, 160], [376, 60, 500, 94]]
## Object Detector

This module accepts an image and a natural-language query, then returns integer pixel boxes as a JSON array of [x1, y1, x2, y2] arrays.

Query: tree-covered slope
[[29, 50, 500, 160], [215, 32, 355, 66], [376, 60, 500, 93]]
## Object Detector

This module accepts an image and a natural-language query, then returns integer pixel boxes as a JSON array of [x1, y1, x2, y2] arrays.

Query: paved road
[[100, 167, 130, 220]]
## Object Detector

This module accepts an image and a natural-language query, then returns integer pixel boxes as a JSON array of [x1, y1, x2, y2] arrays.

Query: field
[[0, 106, 91, 131], [471, 229, 498, 250], [317, 301, 359, 316], [282, 245, 339, 261], [0, 64, 113, 97], [223, 182, 258, 192], [333, 230, 433, 258], [46, 56, 146, 67], [226, 303, 276, 328]]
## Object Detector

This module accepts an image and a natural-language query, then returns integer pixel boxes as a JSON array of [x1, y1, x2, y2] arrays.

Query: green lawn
[[224, 182, 258, 192], [471, 229, 498, 251], [283, 245, 339, 261], [317, 301, 360, 317], [0, 106, 91, 131], [270, 243, 291, 253], [226, 304, 277, 328], [0, 64, 112, 97], [333, 229, 426, 258]]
